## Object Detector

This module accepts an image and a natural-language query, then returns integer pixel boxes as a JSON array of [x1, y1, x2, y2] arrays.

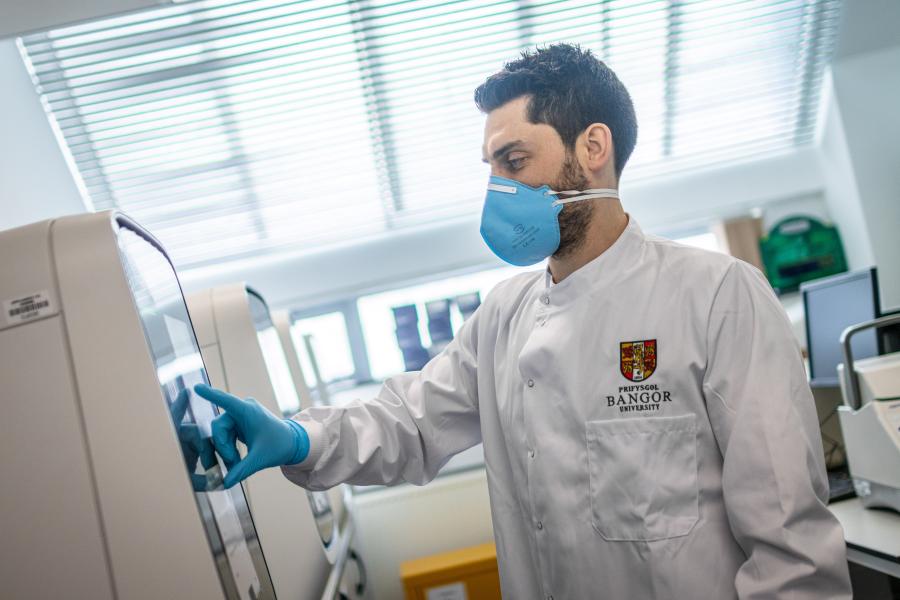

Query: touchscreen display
[[116, 222, 274, 600]]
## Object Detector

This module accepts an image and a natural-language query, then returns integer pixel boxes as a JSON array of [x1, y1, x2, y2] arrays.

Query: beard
[[552, 153, 594, 260]]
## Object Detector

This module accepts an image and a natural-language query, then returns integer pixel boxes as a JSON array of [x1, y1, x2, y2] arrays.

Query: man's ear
[[581, 123, 614, 176]]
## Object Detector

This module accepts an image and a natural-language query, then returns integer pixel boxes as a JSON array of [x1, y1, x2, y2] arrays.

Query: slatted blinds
[[19, 0, 841, 267]]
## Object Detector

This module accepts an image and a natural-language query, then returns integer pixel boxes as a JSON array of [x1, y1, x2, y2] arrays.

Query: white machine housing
[[271, 309, 349, 530], [0, 212, 274, 599], [837, 314, 900, 513], [187, 284, 342, 598], [270, 310, 316, 409]]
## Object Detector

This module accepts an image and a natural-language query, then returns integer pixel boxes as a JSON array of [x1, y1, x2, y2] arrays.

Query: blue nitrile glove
[[193, 383, 310, 489], [170, 387, 218, 492]]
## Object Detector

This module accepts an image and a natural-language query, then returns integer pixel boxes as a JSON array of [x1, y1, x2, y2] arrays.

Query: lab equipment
[[301, 332, 333, 406], [837, 313, 900, 514], [195, 384, 309, 488], [802, 267, 884, 387], [186, 284, 343, 597], [759, 216, 847, 293], [272, 309, 349, 530], [271, 310, 316, 407], [0, 212, 274, 599], [827, 469, 856, 503]]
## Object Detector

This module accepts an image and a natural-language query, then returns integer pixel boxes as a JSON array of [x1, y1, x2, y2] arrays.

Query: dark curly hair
[[474, 43, 637, 178]]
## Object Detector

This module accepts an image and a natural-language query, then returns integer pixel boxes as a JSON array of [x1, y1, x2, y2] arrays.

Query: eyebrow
[[482, 140, 524, 164]]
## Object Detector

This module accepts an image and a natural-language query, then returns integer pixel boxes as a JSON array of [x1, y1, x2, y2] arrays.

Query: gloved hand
[[169, 387, 218, 492], [193, 383, 310, 489]]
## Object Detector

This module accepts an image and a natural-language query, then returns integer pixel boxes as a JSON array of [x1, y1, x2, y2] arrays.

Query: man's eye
[[507, 157, 525, 170]]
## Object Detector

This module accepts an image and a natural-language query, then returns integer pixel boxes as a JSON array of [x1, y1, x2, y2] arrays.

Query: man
[[194, 44, 851, 599]]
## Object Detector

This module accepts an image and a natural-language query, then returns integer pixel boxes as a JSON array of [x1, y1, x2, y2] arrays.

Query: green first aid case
[[759, 216, 848, 293]]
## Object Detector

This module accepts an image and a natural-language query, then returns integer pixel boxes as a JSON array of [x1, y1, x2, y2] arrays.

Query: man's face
[[481, 96, 594, 259]]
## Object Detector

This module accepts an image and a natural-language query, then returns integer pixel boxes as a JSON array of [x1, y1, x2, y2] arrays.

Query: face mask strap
[[548, 188, 619, 207], [551, 188, 619, 196]]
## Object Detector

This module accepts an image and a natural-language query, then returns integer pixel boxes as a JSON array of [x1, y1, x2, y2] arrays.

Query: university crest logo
[[620, 339, 657, 382]]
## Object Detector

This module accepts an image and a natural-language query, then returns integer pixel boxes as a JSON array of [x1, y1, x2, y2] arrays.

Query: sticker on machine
[[4, 290, 55, 325], [426, 582, 468, 600]]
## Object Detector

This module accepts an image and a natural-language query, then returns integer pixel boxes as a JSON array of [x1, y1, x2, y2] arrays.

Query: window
[[19, 0, 841, 270], [290, 311, 356, 385], [358, 265, 524, 380], [21, 0, 381, 267]]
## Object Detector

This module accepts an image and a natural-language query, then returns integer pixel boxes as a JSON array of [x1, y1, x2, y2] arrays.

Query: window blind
[[19, 0, 842, 268]]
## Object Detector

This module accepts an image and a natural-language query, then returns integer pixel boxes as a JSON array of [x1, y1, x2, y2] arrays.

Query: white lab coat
[[283, 217, 851, 599]]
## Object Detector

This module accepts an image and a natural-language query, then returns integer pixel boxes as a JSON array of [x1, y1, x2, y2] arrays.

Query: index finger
[[193, 383, 245, 414]]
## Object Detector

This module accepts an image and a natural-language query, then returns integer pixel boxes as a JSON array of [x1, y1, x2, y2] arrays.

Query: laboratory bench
[[830, 498, 900, 579], [829, 498, 900, 598]]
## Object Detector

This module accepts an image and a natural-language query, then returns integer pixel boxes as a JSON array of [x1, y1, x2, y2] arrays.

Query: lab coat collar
[[542, 214, 644, 305]]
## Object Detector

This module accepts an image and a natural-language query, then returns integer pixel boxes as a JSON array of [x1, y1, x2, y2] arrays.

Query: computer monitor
[[0, 212, 274, 599], [802, 267, 881, 387]]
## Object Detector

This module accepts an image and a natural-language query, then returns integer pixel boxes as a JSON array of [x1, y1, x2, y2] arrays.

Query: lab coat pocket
[[586, 414, 699, 542]]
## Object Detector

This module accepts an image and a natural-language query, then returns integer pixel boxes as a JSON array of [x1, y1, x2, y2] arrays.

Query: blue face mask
[[479, 175, 619, 266]]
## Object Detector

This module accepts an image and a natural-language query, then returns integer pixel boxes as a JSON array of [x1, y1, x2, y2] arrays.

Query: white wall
[[1, 0, 169, 39], [817, 73, 875, 273], [352, 470, 494, 600], [828, 46, 900, 311], [0, 39, 86, 232], [625, 148, 824, 233], [831, 0, 900, 61]]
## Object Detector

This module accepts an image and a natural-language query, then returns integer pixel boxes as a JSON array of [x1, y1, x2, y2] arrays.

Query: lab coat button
[[527, 379, 534, 388], [537, 521, 543, 530], [529, 449, 535, 458], [540, 295, 550, 305]]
